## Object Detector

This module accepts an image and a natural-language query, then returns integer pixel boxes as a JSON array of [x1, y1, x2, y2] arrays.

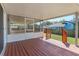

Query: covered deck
[[1, 3, 79, 56]]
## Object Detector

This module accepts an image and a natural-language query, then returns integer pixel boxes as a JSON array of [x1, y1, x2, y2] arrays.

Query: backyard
[[51, 34, 79, 44]]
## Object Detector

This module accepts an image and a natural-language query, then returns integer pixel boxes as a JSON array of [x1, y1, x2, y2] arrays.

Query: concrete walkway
[[43, 38, 79, 54]]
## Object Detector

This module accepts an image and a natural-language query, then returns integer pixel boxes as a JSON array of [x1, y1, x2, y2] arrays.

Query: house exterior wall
[[7, 32, 43, 43]]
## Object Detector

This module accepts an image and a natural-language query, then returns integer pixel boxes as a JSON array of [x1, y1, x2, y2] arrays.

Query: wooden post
[[62, 28, 67, 44], [46, 29, 52, 39]]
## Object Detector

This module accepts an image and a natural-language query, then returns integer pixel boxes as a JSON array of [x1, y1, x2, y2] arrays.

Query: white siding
[[8, 32, 43, 43]]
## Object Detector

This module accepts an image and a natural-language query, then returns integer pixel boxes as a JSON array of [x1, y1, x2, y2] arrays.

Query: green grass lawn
[[51, 34, 79, 44]]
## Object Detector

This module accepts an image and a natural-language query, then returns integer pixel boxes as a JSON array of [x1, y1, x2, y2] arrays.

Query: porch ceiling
[[2, 3, 79, 20]]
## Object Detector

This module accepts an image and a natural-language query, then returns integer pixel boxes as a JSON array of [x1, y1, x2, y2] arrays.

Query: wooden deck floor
[[4, 38, 79, 56]]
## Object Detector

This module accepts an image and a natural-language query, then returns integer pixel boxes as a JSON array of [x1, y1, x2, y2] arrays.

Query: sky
[[47, 15, 75, 22]]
